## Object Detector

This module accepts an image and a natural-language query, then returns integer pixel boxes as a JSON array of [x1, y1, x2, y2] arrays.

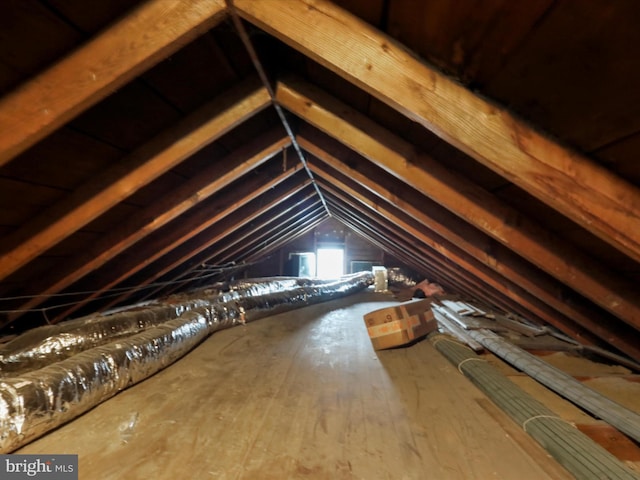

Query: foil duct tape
[[0, 273, 373, 452]]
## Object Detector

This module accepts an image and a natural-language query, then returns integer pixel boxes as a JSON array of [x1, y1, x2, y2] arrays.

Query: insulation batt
[[0, 273, 373, 453], [386, 267, 418, 289]]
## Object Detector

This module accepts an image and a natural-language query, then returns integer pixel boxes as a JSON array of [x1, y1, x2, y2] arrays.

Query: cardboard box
[[364, 299, 437, 350]]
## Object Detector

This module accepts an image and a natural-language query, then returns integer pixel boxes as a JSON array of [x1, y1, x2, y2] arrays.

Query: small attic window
[[316, 248, 345, 279]]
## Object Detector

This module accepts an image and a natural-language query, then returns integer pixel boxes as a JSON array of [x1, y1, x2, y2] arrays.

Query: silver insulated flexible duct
[[0, 273, 373, 453]]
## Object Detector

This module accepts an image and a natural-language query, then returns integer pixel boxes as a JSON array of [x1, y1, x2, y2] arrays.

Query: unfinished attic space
[[1, 0, 640, 478]]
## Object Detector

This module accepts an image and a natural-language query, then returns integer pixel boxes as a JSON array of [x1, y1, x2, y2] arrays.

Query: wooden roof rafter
[[300, 133, 640, 360], [320, 188, 478, 295], [235, 0, 640, 263], [0, 76, 271, 283], [207, 197, 323, 265], [311, 156, 639, 358], [323, 200, 433, 284], [208, 203, 326, 276], [2, 128, 290, 324], [324, 193, 603, 349], [153, 200, 328, 299], [324, 196, 498, 304], [240, 214, 326, 267], [68, 162, 306, 320], [0, 0, 228, 166], [275, 77, 640, 333], [0, 0, 636, 363], [321, 175, 552, 323], [94, 178, 316, 314]]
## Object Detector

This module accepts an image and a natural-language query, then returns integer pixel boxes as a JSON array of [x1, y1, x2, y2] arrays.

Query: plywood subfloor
[[18, 291, 572, 479]]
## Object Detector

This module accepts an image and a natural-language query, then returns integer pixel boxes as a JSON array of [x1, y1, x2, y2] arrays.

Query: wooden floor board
[[17, 291, 573, 479]]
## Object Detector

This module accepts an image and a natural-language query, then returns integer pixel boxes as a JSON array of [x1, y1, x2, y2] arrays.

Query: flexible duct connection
[[0, 302, 207, 375], [0, 276, 368, 375], [0, 310, 211, 453], [0, 273, 373, 452]]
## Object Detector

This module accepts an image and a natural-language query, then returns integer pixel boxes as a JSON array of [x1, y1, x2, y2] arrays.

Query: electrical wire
[[0, 263, 243, 303], [0, 266, 240, 315]]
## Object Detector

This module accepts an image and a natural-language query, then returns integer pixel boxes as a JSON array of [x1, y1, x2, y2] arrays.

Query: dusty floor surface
[[18, 290, 579, 479]]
